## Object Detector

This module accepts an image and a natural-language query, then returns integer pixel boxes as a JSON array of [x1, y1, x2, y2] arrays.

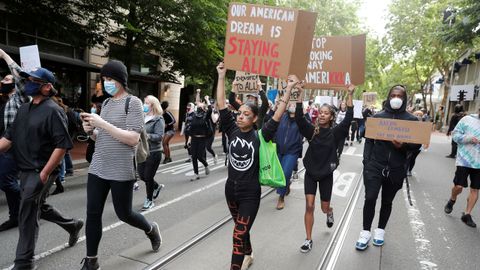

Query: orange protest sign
[[224, 3, 317, 79], [365, 118, 432, 145], [304, 34, 366, 89]]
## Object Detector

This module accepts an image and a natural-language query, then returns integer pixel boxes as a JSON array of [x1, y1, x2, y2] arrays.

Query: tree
[[442, 0, 480, 45]]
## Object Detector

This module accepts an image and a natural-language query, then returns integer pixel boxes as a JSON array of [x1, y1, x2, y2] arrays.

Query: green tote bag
[[258, 130, 286, 188]]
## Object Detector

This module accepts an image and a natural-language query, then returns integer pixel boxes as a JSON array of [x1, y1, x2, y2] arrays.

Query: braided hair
[[312, 103, 336, 138]]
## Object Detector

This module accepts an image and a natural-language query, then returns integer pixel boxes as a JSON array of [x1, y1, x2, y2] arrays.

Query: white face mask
[[390, 97, 403, 110], [288, 106, 295, 114]]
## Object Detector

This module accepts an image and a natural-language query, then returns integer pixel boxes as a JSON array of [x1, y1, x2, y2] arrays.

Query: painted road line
[[344, 146, 356, 156], [185, 164, 225, 176], [2, 177, 228, 270]]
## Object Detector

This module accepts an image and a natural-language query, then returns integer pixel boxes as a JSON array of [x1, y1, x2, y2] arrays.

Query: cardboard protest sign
[[365, 118, 432, 145], [363, 92, 377, 106], [305, 34, 366, 89], [353, 100, 363, 118], [315, 96, 331, 105], [224, 3, 317, 78], [20, 45, 41, 72], [234, 71, 260, 93], [450, 85, 475, 101]]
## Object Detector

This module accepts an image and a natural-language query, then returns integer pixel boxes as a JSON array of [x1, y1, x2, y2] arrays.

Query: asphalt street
[[0, 134, 478, 270]]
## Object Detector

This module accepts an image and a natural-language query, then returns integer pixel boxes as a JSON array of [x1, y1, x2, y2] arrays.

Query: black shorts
[[453, 166, 480, 189], [304, 172, 333, 202]]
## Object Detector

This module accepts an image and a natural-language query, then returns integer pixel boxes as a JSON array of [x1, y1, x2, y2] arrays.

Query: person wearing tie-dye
[[444, 107, 480, 228]]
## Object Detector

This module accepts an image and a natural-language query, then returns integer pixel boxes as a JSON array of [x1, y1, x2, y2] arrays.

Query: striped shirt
[[89, 95, 144, 181], [453, 114, 480, 169]]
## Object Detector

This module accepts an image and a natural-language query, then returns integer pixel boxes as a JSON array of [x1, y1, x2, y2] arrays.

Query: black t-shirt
[[91, 94, 109, 104], [5, 98, 73, 171], [220, 108, 278, 194], [163, 111, 176, 132]]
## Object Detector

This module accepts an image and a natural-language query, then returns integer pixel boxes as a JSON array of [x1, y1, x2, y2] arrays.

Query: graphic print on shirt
[[229, 136, 255, 172]]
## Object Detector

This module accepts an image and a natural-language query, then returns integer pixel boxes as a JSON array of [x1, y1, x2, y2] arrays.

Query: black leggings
[[138, 151, 162, 200], [86, 174, 151, 256], [362, 169, 404, 231], [408, 150, 421, 172], [350, 122, 359, 141], [206, 134, 216, 157], [225, 183, 260, 270], [191, 136, 208, 174]]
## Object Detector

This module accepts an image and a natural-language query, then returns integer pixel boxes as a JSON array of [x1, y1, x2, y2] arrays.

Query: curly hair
[[312, 104, 336, 139]]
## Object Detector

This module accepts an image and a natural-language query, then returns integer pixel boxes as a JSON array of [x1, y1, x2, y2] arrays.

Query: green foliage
[[442, 0, 480, 45]]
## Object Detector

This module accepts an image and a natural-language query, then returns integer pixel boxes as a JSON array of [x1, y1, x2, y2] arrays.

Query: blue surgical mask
[[103, 80, 119, 96], [25, 81, 43, 96], [90, 107, 97, 114], [143, 104, 150, 113]]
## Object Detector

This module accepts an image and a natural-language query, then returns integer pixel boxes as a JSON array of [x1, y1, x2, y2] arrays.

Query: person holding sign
[[356, 85, 421, 251], [294, 84, 355, 253], [216, 62, 298, 270], [229, 79, 269, 129]]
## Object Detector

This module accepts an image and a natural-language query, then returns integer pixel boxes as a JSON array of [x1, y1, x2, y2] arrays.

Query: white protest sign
[[353, 100, 363, 118], [315, 95, 332, 105], [450, 85, 475, 101], [20, 45, 41, 72]]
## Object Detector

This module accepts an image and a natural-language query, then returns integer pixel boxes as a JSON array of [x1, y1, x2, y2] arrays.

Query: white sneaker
[[190, 174, 200, 181], [142, 199, 154, 211], [300, 239, 313, 253], [355, 230, 371, 250], [213, 155, 218, 165], [205, 166, 210, 175], [241, 253, 254, 270], [372, 228, 385, 246], [291, 171, 298, 181], [133, 181, 140, 191]]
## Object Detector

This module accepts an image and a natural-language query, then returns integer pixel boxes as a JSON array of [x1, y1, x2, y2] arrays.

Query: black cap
[[100, 60, 128, 88]]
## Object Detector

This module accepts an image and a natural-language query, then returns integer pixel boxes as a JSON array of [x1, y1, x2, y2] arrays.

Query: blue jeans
[[276, 154, 298, 196], [64, 151, 73, 173], [0, 152, 20, 220]]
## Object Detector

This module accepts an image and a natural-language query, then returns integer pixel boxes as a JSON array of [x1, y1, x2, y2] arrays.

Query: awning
[[0, 45, 101, 72]]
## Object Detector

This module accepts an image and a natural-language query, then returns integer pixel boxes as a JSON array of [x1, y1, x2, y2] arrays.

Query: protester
[[161, 101, 175, 164], [197, 91, 218, 164], [356, 85, 421, 250], [80, 60, 161, 270], [183, 102, 195, 163], [446, 104, 465, 158], [336, 101, 348, 159], [435, 105, 445, 131], [0, 49, 27, 232], [444, 107, 480, 227], [216, 62, 298, 270], [295, 85, 355, 253], [138, 95, 165, 211], [0, 67, 84, 270], [274, 101, 303, 210]]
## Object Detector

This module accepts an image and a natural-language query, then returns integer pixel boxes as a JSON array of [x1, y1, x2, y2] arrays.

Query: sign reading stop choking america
[[224, 3, 317, 78]]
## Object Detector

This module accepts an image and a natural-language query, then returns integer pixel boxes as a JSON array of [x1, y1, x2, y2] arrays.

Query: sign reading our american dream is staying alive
[[304, 35, 366, 89], [224, 3, 317, 78], [365, 118, 432, 145]]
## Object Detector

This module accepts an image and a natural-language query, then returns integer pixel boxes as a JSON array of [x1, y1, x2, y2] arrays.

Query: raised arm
[[294, 84, 314, 140], [216, 62, 227, 110], [195, 89, 202, 106]]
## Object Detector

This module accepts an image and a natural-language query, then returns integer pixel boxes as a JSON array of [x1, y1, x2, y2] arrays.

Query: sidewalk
[[71, 131, 222, 169]]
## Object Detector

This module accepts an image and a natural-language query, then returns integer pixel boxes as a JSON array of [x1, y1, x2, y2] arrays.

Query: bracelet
[[278, 99, 287, 104]]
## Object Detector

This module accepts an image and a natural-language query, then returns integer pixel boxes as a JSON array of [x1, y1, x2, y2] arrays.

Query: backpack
[[189, 110, 213, 136], [104, 96, 149, 163]]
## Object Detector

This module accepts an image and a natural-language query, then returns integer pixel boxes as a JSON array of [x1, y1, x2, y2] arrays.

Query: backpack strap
[[125, 96, 131, 114]]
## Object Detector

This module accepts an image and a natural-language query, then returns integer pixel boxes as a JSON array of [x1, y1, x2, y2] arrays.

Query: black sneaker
[[146, 222, 162, 252], [80, 257, 100, 270], [326, 212, 334, 228], [461, 213, 477, 228], [0, 218, 18, 232], [444, 199, 455, 214], [69, 219, 84, 247], [300, 239, 313, 253], [153, 184, 165, 200]]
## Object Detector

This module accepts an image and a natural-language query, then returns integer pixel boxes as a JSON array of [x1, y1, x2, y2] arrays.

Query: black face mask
[[0, 83, 15, 94]]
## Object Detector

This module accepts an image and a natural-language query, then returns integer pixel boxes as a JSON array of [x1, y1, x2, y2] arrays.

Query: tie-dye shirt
[[453, 114, 480, 169]]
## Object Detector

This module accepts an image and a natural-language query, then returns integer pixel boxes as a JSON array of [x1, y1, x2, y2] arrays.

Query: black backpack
[[188, 111, 213, 136]]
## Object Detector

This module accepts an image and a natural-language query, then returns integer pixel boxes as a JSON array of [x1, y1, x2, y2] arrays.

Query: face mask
[[143, 104, 150, 113], [389, 97, 403, 110], [0, 83, 15, 94], [288, 107, 295, 114], [104, 80, 119, 96], [90, 107, 97, 114], [25, 81, 43, 96]]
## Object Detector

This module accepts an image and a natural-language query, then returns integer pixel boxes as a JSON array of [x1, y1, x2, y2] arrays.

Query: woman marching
[[295, 84, 355, 253], [138, 95, 165, 210], [80, 61, 161, 270], [216, 62, 299, 270]]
